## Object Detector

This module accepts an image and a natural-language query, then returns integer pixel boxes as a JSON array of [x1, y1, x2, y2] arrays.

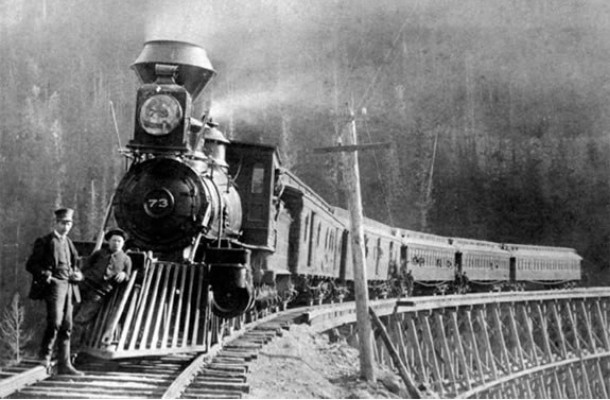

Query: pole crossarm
[[312, 142, 392, 153], [368, 287, 610, 399]]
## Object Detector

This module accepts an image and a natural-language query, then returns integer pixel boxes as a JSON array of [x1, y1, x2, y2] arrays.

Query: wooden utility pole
[[342, 105, 376, 381], [315, 103, 382, 381]]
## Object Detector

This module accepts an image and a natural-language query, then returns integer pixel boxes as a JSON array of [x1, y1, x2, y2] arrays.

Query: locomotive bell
[[203, 121, 230, 168], [132, 40, 215, 100]]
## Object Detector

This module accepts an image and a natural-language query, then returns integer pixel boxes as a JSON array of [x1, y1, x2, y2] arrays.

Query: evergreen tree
[[0, 292, 32, 365]]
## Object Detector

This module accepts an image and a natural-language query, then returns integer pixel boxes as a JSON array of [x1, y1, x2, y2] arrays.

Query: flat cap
[[105, 227, 127, 241], [54, 208, 74, 222]]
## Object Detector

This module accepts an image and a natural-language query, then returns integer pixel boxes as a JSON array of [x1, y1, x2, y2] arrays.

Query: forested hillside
[[1, 0, 609, 339]]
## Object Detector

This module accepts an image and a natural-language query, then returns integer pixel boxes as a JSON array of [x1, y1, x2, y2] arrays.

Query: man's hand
[[114, 271, 127, 283], [42, 270, 52, 283], [69, 270, 84, 283]]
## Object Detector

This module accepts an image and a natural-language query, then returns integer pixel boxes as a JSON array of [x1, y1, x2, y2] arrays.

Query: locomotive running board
[[80, 261, 218, 359]]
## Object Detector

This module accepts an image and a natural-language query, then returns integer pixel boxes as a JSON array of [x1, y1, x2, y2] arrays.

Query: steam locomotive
[[81, 40, 581, 357]]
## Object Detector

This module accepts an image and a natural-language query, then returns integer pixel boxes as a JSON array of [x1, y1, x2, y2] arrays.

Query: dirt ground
[[246, 324, 411, 399]]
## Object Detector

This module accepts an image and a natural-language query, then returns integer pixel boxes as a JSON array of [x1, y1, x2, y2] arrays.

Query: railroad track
[[6, 355, 195, 399], [2, 299, 384, 399]]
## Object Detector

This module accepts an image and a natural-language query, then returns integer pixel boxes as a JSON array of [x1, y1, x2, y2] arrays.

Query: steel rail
[[0, 364, 49, 398], [161, 305, 309, 399], [164, 299, 401, 398]]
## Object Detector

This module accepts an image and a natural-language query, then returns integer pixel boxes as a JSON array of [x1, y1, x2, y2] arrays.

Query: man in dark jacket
[[26, 208, 84, 375]]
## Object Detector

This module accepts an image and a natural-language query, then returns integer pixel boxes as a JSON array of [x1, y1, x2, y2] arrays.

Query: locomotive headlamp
[[139, 94, 183, 136], [129, 40, 216, 153]]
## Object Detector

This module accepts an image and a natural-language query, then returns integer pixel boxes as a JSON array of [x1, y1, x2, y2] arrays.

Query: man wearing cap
[[74, 228, 132, 333], [26, 208, 84, 375]]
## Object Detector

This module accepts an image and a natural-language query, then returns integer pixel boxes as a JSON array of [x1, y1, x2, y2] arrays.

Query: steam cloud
[[142, 0, 360, 128], [141, 0, 610, 138]]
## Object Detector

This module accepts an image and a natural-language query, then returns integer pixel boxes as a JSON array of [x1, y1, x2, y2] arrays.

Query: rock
[[379, 371, 403, 395]]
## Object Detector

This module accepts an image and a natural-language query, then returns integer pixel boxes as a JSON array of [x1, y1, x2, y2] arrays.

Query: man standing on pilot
[[26, 207, 84, 376]]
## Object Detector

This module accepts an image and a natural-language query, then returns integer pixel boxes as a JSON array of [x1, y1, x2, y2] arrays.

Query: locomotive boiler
[[113, 40, 252, 318]]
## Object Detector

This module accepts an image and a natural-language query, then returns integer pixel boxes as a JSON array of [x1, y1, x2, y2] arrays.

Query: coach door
[[509, 256, 516, 282], [455, 252, 463, 275], [400, 245, 408, 273]]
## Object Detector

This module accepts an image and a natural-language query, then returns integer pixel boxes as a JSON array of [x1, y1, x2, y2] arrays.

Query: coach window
[[372, 239, 377, 262], [307, 212, 316, 266], [251, 163, 265, 194], [375, 238, 382, 275]]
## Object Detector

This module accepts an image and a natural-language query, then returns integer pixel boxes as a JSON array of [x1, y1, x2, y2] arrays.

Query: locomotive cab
[[226, 142, 281, 250]]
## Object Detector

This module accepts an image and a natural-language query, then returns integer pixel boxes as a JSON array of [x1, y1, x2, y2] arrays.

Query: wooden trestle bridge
[[310, 287, 610, 399], [3, 279, 610, 398]]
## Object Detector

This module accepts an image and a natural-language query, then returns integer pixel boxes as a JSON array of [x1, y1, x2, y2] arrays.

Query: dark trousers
[[73, 279, 116, 349], [39, 279, 73, 364]]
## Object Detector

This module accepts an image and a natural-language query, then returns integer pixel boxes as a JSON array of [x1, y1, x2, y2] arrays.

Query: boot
[[38, 328, 56, 369], [57, 338, 84, 376], [58, 363, 84, 376]]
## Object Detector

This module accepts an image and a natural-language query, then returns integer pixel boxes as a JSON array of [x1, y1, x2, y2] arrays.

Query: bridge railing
[[366, 288, 610, 398]]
